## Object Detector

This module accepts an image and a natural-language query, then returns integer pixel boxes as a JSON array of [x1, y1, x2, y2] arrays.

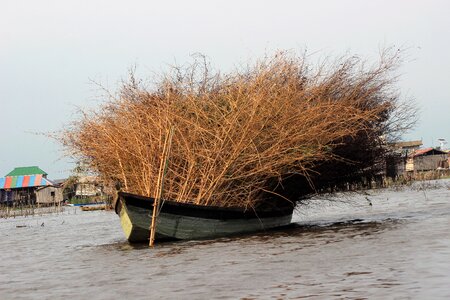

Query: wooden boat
[[115, 192, 294, 243], [80, 205, 106, 211]]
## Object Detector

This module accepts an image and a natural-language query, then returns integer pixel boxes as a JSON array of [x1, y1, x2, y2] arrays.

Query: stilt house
[[0, 166, 54, 205]]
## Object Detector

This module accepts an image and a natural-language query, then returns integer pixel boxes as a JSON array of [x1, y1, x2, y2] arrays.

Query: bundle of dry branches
[[60, 51, 415, 208]]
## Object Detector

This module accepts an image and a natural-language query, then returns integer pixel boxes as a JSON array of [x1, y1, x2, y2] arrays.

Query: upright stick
[[149, 126, 174, 247]]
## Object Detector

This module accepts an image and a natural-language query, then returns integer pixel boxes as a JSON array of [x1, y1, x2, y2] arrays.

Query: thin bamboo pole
[[149, 126, 174, 247]]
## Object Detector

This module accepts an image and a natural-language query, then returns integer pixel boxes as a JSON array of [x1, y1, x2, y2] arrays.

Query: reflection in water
[[1, 180, 450, 299]]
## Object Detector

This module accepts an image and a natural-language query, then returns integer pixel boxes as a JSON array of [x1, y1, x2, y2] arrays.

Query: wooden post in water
[[149, 127, 174, 247]]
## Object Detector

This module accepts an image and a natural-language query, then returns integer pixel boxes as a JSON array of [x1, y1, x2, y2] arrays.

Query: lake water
[[1, 180, 450, 299]]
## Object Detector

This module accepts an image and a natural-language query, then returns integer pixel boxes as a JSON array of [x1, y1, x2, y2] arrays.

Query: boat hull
[[116, 192, 294, 243]]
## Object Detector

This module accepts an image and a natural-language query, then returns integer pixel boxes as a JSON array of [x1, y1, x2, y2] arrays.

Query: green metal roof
[[6, 166, 48, 177]]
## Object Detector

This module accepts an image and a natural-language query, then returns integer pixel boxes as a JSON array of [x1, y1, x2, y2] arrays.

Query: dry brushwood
[[59, 51, 415, 209]]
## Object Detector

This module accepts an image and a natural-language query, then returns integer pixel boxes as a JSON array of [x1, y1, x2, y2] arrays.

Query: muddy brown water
[[1, 180, 450, 299]]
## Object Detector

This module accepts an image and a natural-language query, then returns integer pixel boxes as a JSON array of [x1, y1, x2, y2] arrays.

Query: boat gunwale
[[116, 192, 294, 220]]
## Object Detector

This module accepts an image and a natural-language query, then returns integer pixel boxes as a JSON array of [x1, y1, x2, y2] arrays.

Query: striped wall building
[[0, 166, 54, 205]]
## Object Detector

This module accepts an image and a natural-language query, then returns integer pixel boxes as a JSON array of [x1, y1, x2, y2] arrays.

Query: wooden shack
[[75, 176, 103, 198], [35, 186, 64, 205], [386, 140, 423, 177], [406, 148, 448, 172]]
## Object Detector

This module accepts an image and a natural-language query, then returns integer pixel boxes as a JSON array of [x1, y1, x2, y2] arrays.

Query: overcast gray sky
[[1, 0, 449, 178]]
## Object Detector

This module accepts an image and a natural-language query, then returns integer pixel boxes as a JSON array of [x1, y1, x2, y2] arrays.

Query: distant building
[[386, 140, 423, 177], [406, 148, 448, 172], [35, 185, 64, 205], [391, 140, 423, 155], [0, 166, 54, 205], [75, 176, 103, 198]]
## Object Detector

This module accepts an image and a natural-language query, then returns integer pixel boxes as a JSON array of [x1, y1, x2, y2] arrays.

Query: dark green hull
[[116, 192, 294, 243]]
